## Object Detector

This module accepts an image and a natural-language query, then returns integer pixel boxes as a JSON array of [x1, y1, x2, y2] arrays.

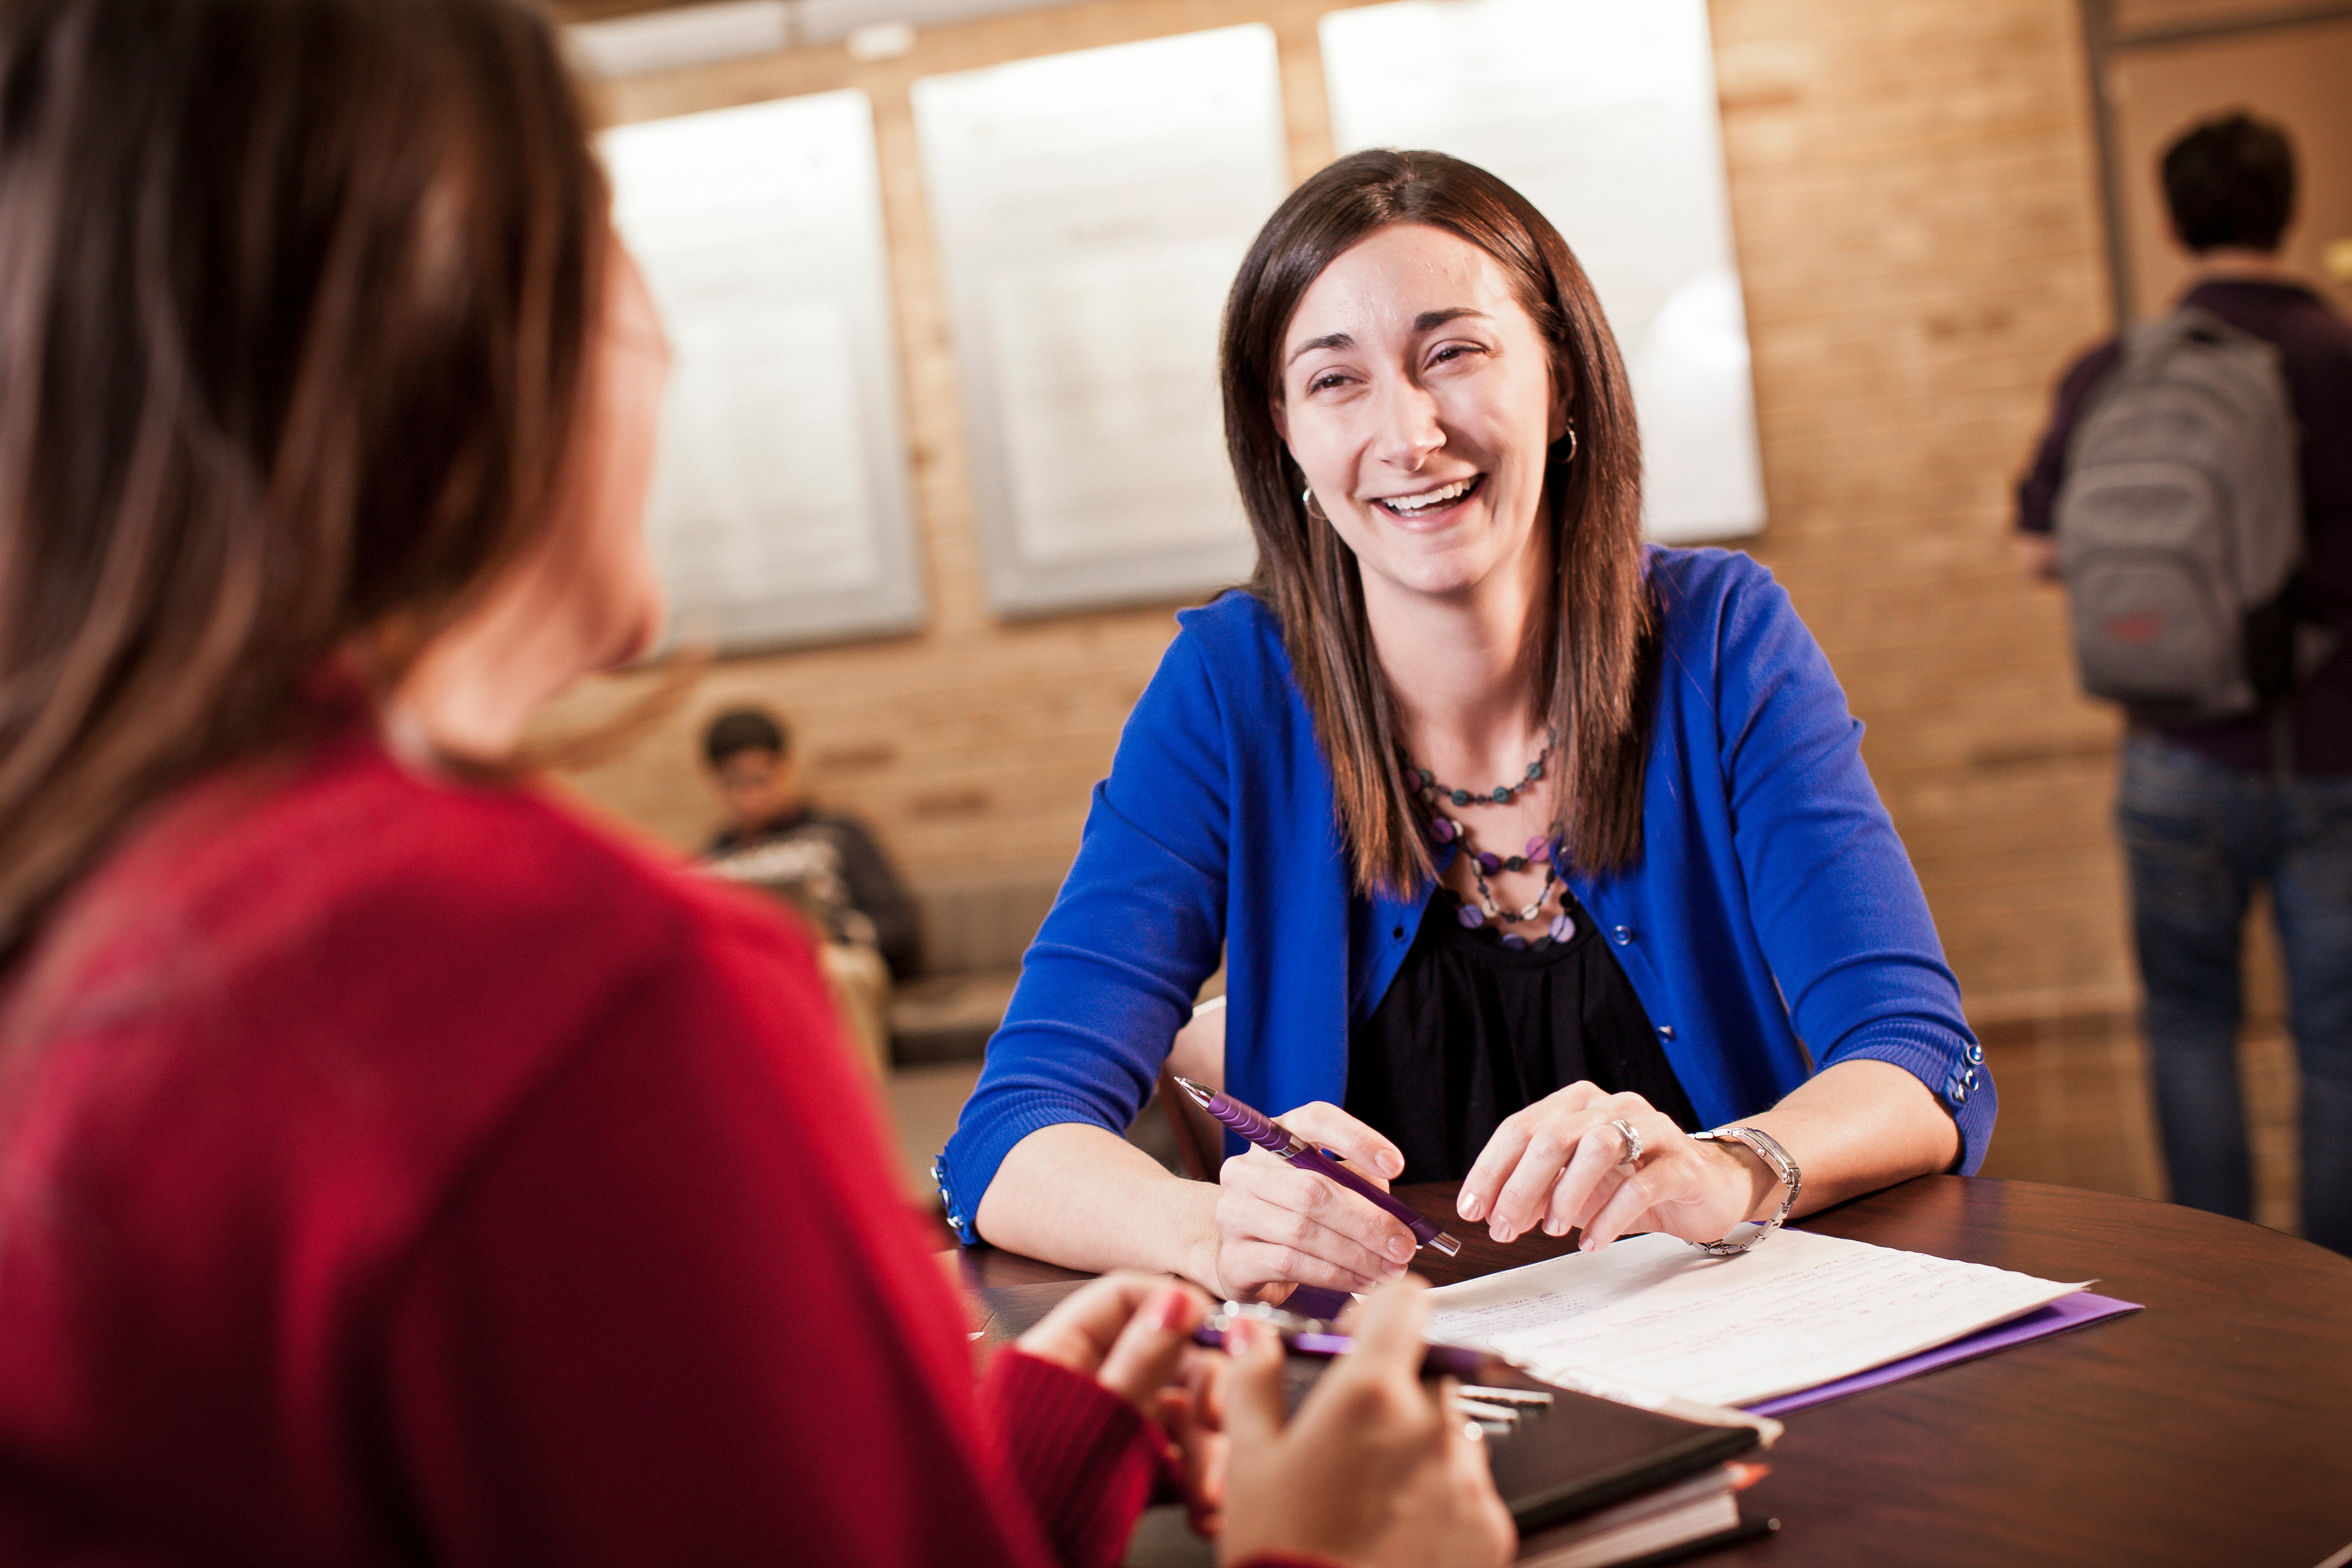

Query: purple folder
[[1294, 1284, 2139, 1419], [1741, 1292, 2143, 1417]]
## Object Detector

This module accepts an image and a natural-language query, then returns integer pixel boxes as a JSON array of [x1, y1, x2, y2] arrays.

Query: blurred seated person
[[701, 708, 920, 1074], [702, 707, 921, 980], [0, 3, 1511, 1564]]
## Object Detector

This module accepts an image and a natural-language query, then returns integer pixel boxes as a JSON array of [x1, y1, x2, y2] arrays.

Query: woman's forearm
[[975, 1123, 1227, 1289], [975, 1062, 1958, 1277], [1736, 1058, 1962, 1220]]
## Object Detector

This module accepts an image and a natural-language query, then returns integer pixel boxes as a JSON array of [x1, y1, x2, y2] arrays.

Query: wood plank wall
[[538, 0, 2138, 1026]]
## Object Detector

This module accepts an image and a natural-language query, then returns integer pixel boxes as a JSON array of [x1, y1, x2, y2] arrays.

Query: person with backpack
[[2015, 111, 2352, 1256]]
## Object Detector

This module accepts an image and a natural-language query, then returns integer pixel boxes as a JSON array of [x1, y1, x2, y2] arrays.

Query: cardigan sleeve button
[[1611, 925, 1632, 945], [1656, 1025, 1675, 1041], [932, 1156, 972, 1242]]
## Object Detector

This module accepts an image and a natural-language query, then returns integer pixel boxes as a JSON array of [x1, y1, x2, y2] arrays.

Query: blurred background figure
[[2014, 111, 2352, 1255], [702, 705, 921, 1073]]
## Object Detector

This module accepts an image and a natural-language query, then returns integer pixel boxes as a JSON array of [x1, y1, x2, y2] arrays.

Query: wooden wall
[[1705, 0, 2133, 1026], [539, 0, 2136, 1024]]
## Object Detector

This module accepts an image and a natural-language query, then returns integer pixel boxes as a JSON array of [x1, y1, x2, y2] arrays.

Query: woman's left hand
[[1014, 1272, 1212, 1411], [1455, 1083, 1771, 1251], [1015, 1273, 1231, 1532]]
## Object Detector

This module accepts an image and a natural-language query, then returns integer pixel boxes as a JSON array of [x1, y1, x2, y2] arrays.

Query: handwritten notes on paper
[[1426, 1230, 2087, 1410], [1320, 0, 1767, 544], [602, 90, 923, 652], [913, 26, 1287, 615]]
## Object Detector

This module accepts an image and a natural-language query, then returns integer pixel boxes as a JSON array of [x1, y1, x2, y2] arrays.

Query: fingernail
[[1380, 1152, 1404, 1177], [1383, 1259, 1408, 1279], [1224, 1318, 1253, 1354], [1458, 1195, 1484, 1222], [1154, 1287, 1191, 1332], [1386, 1236, 1415, 1264]]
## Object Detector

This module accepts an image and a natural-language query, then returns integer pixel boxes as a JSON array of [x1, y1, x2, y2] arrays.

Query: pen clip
[[1204, 1299, 1337, 1337]]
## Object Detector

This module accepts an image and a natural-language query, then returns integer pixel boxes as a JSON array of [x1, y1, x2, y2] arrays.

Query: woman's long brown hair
[[0, 0, 608, 959], [1220, 150, 1657, 897]]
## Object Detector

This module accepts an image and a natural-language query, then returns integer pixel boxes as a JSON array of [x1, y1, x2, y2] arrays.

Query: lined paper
[[1427, 1229, 2087, 1409]]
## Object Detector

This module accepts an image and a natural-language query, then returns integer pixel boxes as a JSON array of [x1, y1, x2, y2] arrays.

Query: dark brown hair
[[704, 707, 789, 768], [0, 0, 608, 957], [2162, 110, 2295, 255], [1220, 149, 1655, 897]]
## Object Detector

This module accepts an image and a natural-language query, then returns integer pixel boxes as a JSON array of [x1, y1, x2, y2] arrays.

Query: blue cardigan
[[936, 548, 1992, 1242]]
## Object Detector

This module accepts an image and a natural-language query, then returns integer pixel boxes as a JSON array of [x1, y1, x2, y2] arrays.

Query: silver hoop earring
[[1554, 425, 1578, 465], [1301, 485, 1329, 524]]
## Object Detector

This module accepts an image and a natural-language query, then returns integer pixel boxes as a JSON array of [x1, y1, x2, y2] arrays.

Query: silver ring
[[1609, 1117, 1644, 1168]]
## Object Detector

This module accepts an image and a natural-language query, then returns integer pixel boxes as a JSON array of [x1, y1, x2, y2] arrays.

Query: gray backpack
[[2055, 306, 2302, 721]]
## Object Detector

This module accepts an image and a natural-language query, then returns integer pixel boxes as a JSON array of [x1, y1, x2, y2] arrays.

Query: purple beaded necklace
[[1406, 737, 1577, 951]]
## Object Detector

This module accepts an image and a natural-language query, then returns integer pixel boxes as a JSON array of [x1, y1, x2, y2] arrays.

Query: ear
[[1269, 395, 1290, 445], [1547, 364, 1574, 447]]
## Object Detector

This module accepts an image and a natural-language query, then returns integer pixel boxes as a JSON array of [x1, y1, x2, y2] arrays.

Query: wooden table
[[962, 1176, 2352, 1567]]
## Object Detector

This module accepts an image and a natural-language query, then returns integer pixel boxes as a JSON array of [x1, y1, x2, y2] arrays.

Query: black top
[[1346, 889, 1698, 1182], [2014, 278, 2352, 774]]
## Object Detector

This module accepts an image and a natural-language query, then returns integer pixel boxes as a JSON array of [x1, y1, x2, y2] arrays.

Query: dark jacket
[[709, 807, 922, 980]]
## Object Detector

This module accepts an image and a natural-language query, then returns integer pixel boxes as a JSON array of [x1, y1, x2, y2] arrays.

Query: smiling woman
[[944, 150, 1994, 1308]]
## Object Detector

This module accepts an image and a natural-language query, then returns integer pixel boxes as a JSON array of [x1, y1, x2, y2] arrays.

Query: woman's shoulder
[[345, 752, 817, 1008], [5, 732, 831, 1252], [1172, 587, 1288, 665], [22, 729, 810, 1046], [1646, 545, 1805, 660], [1645, 544, 1781, 616], [1139, 588, 1300, 727]]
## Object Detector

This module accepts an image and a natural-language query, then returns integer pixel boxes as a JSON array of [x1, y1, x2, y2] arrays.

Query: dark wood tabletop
[[960, 1175, 2352, 1568]]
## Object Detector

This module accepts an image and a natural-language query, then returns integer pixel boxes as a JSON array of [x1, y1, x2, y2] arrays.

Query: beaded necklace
[[1406, 738, 1576, 950]]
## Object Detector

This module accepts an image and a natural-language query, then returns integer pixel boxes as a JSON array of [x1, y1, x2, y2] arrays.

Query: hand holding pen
[[1011, 1274, 1511, 1565], [1174, 1078, 1462, 1302], [1218, 1280, 1516, 1568]]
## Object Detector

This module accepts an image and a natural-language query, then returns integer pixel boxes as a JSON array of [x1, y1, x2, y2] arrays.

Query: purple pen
[[1191, 1301, 1491, 1380], [1173, 1076, 1462, 1258]]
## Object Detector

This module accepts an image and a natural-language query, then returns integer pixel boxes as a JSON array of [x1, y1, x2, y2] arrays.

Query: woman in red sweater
[[0, 1, 1512, 1565]]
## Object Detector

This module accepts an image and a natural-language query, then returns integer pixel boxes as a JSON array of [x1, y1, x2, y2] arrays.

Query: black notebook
[[1465, 1362, 1757, 1534], [977, 1280, 1765, 1566]]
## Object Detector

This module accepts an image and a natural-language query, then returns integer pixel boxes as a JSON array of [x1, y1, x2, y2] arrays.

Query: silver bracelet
[[1688, 1126, 1802, 1256]]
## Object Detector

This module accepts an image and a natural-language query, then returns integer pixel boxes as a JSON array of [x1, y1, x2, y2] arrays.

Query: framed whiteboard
[[1321, 0, 1767, 544], [602, 90, 925, 652], [913, 26, 1288, 616]]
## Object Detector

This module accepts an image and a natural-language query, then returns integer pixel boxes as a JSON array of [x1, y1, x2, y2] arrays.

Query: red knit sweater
[[0, 721, 1295, 1566]]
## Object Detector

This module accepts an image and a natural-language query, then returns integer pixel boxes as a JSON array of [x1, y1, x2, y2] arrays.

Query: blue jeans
[[2117, 735, 2352, 1255]]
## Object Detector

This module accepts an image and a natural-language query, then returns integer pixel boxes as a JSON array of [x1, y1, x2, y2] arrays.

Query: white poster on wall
[[913, 25, 1288, 614], [1320, 0, 1767, 544], [602, 90, 925, 652]]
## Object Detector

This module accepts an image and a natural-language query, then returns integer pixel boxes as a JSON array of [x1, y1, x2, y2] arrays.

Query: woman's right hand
[[1216, 1279, 1516, 1568], [1211, 1101, 1421, 1302]]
